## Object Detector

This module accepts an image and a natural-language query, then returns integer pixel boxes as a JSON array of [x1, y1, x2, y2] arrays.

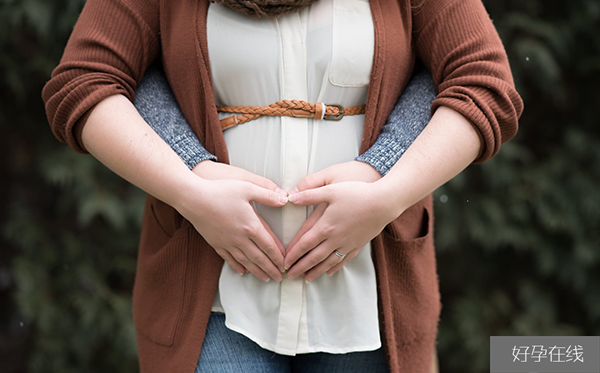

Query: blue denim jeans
[[195, 312, 390, 373]]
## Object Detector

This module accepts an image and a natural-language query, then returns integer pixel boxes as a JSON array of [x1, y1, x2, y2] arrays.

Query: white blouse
[[207, 0, 380, 355]]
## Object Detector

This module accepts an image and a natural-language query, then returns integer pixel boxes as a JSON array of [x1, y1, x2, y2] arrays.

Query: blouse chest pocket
[[328, 0, 374, 87]]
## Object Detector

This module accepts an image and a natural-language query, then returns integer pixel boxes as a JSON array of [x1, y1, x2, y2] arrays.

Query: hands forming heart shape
[[179, 160, 398, 283]]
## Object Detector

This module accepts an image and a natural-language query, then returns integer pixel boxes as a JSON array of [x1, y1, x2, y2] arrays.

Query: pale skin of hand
[[284, 105, 481, 282], [80, 94, 289, 282], [80, 95, 479, 284], [191, 160, 288, 275], [282, 160, 382, 278]]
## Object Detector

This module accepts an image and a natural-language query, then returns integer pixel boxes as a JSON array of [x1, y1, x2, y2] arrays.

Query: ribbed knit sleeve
[[134, 63, 219, 169], [412, 0, 524, 163], [41, 0, 160, 153], [356, 67, 435, 176]]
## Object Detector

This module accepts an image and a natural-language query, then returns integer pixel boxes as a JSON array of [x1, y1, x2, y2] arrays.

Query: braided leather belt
[[217, 100, 366, 131]]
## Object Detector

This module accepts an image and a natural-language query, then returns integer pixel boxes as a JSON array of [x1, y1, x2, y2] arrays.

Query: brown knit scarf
[[209, 0, 319, 18]]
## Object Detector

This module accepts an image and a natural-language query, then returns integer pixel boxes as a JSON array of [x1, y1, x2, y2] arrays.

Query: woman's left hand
[[284, 161, 399, 282]]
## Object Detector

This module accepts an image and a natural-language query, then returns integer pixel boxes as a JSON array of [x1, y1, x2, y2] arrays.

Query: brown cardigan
[[42, 0, 523, 372]]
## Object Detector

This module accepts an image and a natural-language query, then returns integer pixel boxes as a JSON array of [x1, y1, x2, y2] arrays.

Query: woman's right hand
[[176, 161, 288, 282], [77, 95, 287, 282]]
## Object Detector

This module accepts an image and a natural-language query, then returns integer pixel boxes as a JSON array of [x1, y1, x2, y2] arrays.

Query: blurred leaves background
[[0, 0, 598, 372]]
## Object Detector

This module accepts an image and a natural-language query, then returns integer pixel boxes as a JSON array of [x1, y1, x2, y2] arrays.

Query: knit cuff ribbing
[[169, 133, 218, 170], [356, 67, 436, 176], [356, 133, 408, 176]]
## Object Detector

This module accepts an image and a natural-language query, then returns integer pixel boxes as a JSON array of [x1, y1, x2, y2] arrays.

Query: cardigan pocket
[[132, 196, 189, 347], [383, 199, 432, 244], [328, 0, 374, 87], [379, 199, 441, 343], [149, 197, 183, 238]]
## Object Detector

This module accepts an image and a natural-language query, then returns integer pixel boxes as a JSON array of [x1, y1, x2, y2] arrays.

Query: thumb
[[288, 185, 333, 206], [236, 169, 285, 194], [246, 183, 288, 207], [293, 169, 332, 194]]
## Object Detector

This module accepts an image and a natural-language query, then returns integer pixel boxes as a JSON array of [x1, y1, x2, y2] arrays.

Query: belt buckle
[[323, 104, 344, 121]]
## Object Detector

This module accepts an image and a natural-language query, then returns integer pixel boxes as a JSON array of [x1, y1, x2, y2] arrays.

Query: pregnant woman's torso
[[207, 0, 381, 355]]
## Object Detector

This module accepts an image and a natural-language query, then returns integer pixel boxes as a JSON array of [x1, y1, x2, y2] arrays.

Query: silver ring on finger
[[334, 250, 346, 260]]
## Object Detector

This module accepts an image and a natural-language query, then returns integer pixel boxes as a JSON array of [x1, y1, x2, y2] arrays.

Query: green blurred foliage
[[0, 0, 598, 372], [1, 1, 144, 372], [434, 0, 600, 371]]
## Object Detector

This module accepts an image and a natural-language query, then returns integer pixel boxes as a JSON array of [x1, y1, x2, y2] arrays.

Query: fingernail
[[305, 277, 313, 283], [264, 277, 271, 283], [287, 273, 295, 280], [284, 265, 289, 271], [276, 187, 288, 196], [239, 271, 245, 276], [287, 188, 299, 202], [279, 195, 288, 204], [281, 268, 286, 273]]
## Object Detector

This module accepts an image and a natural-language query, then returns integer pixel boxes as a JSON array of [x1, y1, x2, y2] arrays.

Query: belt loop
[[315, 102, 325, 120]]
